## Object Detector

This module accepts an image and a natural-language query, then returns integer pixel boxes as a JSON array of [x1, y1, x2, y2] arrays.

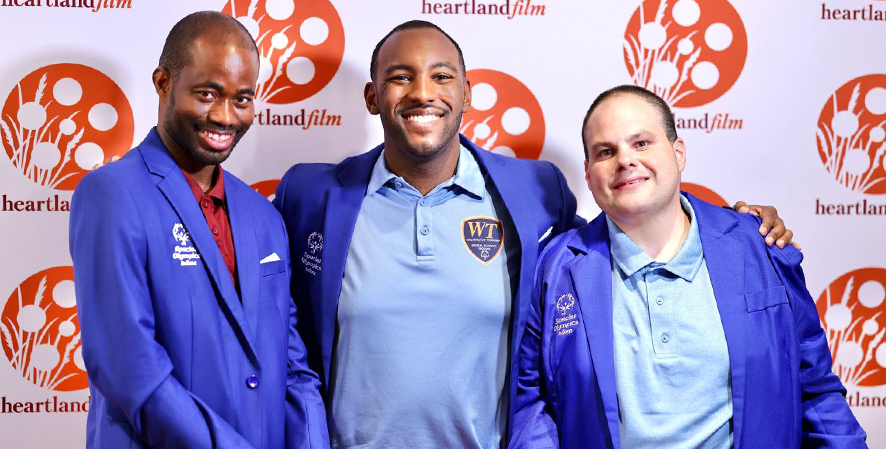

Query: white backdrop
[[1, 0, 885, 447]]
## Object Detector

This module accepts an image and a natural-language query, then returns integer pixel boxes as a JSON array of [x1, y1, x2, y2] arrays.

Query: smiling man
[[274, 21, 794, 449], [510, 85, 866, 448], [70, 11, 327, 448]]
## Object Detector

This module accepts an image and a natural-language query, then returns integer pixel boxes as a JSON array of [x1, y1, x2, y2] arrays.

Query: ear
[[584, 159, 591, 186], [153, 66, 172, 100], [673, 137, 687, 172], [364, 82, 379, 115], [462, 77, 472, 113]]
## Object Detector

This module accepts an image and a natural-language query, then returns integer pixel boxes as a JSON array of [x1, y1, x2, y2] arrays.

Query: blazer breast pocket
[[744, 285, 789, 312], [260, 259, 286, 277]]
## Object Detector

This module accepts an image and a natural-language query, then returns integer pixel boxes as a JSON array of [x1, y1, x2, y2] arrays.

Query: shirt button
[[420, 226, 429, 236], [246, 375, 259, 389], [212, 227, 219, 235], [419, 199, 427, 206], [656, 297, 664, 305], [201, 199, 210, 209], [661, 333, 670, 343], [395, 181, 403, 188]]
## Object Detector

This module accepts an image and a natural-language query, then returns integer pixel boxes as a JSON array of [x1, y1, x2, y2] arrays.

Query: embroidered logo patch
[[554, 293, 579, 336], [301, 231, 322, 275], [171, 223, 200, 267], [462, 216, 504, 264]]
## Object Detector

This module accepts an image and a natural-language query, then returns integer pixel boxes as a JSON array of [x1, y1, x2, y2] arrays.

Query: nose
[[615, 145, 637, 170], [208, 100, 235, 128], [408, 76, 435, 104]]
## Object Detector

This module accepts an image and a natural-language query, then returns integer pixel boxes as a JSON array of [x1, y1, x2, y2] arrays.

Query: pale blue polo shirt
[[331, 145, 516, 448], [608, 195, 733, 448]]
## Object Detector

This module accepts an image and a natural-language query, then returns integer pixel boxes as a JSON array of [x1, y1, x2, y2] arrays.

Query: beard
[[381, 107, 464, 160], [162, 95, 249, 167]]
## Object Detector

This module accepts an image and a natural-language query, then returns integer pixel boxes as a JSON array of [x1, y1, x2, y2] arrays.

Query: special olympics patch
[[462, 216, 504, 264]]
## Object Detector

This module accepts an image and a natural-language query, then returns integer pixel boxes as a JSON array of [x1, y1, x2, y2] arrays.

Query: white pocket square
[[538, 226, 553, 243], [260, 253, 281, 264]]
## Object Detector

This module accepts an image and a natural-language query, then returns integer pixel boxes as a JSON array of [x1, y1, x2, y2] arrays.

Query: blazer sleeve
[[70, 173, 253, 449], [768, 246, 867, 447], [509, 258, 560, 449]]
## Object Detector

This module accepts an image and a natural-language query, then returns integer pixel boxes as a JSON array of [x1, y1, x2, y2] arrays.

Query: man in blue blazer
[[274, 22, 792, 448], [510, 85, 866, 448], [70, 12, 327, 448]]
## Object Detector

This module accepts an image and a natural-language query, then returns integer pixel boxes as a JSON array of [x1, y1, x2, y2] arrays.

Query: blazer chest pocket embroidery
[[745, 285, 789, 312], [260, 260, 286, 277]]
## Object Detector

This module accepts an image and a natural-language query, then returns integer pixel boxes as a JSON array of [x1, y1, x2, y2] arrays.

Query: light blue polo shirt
[[331, 145, 516, 449], [608, 195, 733, 448]]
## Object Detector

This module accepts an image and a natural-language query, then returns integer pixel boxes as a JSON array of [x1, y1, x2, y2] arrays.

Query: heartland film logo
[[421, 0, 546, 19], [624, 0, 747, 133], [0, 0, 131, 12]]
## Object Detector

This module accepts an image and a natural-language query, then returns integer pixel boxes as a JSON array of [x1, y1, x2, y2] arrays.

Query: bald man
[[70, 12, 327, 448]]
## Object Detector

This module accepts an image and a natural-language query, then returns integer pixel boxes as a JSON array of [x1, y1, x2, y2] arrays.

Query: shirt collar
[[606, 194, 704, 281], [365, 145, 486, 199], [181, 165, 226, 203]]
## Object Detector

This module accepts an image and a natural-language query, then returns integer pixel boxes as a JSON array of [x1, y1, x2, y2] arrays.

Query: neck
[[157, 125, 216, 193], [383, 139, 460, 196], [610, 197, 690, 263]]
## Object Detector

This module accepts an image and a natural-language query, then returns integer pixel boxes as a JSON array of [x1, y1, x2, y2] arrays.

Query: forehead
[[586, 94, 664, 138], [376, 28, 461, 71], [179, 37, 258, 82]]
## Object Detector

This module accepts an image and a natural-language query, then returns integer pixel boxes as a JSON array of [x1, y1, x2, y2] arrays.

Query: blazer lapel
[[139, 130, 260, 366], [569, 216, 621, 449], [317, 147, 378, 383], [691, 195, 747, 448], [225, 175, 262, 362]]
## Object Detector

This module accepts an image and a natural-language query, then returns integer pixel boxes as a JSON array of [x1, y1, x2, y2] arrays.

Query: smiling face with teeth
[[155, 35, 258, 177], [365, 27, 471, 171], [583, 93, 686, 227]]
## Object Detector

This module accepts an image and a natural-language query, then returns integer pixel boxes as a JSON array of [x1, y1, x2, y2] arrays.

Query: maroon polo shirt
[[181, 167, 237, 287]]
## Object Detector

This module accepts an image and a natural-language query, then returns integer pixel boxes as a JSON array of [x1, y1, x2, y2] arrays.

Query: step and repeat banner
[[1, 0, 884, 447]]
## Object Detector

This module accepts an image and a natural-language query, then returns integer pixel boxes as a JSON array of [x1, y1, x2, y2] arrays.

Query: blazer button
[[246, 375, 259, 389]]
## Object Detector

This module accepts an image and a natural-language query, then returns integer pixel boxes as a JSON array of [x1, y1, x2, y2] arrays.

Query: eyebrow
[[383, 61, 459, 77], [193, 81, 255, 96], [591, 130, 655, 149]]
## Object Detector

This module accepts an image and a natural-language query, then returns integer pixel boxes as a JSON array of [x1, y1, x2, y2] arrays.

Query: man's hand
[[732, 201, 800, 250], [92, 155, 121, 170]]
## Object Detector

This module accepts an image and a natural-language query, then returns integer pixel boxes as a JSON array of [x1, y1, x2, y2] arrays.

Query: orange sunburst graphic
[[623, 0, 747, 107], [1, 267, 87, 391], [250, 179, 280, 201], [681, 182, 727, 207], [1, 63, 134, 191], [222, 0, 345, 104], [816, 74, 886, 194], [817, 268, 886, 387], [461, 69, 545, 160]]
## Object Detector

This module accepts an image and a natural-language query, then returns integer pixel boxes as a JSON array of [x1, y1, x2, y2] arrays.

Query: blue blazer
[[511, 194, 866, 449], [70, 129, 328, 448], [273, 135, 582, 435]]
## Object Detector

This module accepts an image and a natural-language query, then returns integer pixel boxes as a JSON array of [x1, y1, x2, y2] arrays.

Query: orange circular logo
[[250, 179, 280, 201], [681, 182, 727, 207], [461, 69, 545, 160], [816, 74, 886, 195], [1, 266, 87, 391], [623, 0, 748, 107], [1, 63, 134, 191], [817, 268, 886, 387], [222, 0, 345, 104]]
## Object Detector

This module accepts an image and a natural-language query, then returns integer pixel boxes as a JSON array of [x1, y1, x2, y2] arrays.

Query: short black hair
[[369, 20, 466, 82], [158, 11, 258, 78], [582, 84, 678, 160]]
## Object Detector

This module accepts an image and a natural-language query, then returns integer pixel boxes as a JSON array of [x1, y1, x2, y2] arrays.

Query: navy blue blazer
[[510, 194, 866, 449], [273, 135, 582, 435], [70, 129, 328, 448]]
